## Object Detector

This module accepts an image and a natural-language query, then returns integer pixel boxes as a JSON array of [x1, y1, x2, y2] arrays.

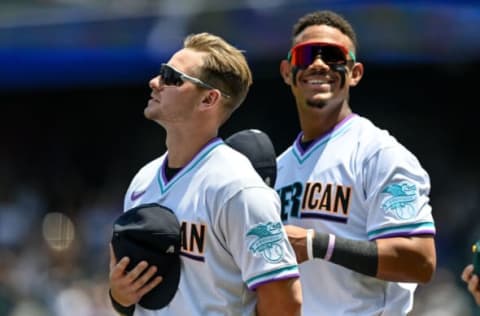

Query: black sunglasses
[[159, 63, 230, 98]]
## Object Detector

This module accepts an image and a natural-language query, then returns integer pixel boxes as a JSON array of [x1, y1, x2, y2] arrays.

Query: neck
[[299, 102, 352, 142], [165, 128, 218, 168]]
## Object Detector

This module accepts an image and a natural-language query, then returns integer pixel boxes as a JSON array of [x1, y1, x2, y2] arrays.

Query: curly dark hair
[[292, 10, 358, 51]]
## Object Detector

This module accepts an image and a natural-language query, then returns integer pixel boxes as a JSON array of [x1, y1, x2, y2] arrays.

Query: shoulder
[[354, 116, 396, 145], [276, 145, 294, 167], [210, 144, 258, 174], [202, 144, 276, 209], [353, 116, 413, 159], [354, 117, 428, 176], [208, 144, 268, 188]]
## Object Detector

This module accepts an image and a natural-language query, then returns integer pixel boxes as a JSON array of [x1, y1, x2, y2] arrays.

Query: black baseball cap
[[225, 129, 277, 188], [111, 203, 181, 310]]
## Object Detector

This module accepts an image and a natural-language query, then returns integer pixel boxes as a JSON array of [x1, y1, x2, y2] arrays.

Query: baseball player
[[108, 32, 302, 316], [275, 10, 436, 315]]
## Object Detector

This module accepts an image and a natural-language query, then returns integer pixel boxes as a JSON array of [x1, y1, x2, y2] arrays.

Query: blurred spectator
[[410, 267, 474, 316], [462, 264, 480, 306]]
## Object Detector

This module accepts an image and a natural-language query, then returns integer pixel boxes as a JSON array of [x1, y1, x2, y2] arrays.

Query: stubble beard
[[306, 99, 327, 109]]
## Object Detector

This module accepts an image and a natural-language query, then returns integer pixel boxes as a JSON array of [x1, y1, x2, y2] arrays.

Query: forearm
[[286, 225, 435, 283], [308, 231, 435, 282], [308, 230, 377, 277], [256, 278, 302, 316], [375, 236, 436, 283]]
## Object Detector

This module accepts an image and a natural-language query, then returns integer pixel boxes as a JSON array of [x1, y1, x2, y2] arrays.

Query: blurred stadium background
[[1, 0, 479, 315]]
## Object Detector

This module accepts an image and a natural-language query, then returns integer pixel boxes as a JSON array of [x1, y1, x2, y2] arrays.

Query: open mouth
[[305, 78, 331, 84], [302, 77, 335, 90]]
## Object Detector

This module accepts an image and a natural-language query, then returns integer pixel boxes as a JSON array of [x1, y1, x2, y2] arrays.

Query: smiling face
[[280, 24, 363, 118]]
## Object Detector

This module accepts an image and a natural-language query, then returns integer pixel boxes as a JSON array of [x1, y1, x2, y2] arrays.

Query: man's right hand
[[109, 243, 163, 307]]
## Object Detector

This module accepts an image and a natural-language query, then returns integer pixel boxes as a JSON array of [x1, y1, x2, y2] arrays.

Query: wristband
[[309, 231, 378, 276], [328, 237, 378, 277], [109, 290, 135, 316], [324, 233, 336, 261], [306, 229, 314, 260]]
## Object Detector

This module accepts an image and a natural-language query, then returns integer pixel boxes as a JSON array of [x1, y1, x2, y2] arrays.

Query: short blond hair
[[184, 32, 253, 113]]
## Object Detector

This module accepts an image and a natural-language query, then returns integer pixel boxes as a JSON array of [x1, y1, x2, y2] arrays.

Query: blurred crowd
[[0, 160, 122, 316]]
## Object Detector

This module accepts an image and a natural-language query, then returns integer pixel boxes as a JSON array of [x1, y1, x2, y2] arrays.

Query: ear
[[349, 62, 364, 87], [280, 60, 293, 86], [200, 89, 220, 109]]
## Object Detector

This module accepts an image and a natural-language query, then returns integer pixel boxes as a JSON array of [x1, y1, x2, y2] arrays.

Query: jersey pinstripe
[[124, 137, 299, 316], [275, 114, 435, 316]]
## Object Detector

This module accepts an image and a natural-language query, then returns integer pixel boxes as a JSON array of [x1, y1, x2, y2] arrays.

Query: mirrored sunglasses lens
[[291, 47, 310, 68], [321, 46, 346, 64], [292, 45, 346, 67]]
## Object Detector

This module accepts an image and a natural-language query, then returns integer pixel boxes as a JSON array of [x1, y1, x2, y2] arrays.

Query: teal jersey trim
[[246, 264, 299, 288], [293, 120, 354, 164], [157, 139, 223, 194], [368, 221, 436, 240]]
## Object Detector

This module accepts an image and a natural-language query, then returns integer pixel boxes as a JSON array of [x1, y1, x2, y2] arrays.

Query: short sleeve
[[363, 146, 436, 240], [218, 186, 300, 290]]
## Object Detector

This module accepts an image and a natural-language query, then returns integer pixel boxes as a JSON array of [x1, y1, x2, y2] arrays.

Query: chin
[[306, 99, 327, 109], [144, 106, 156, 120]]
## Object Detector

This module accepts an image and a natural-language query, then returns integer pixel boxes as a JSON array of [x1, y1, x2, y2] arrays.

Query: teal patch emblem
[[247, 222, 285, 263], [381, 182, 417, 219]]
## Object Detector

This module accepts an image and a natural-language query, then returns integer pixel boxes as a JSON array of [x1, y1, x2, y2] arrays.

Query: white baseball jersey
[[275, 114, 435, 316], [124, 137, 300, 316]]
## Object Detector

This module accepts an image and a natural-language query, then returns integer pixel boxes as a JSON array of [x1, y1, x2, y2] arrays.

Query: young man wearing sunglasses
[[275, 10, 436, 315], [108, 32, 302, 316]]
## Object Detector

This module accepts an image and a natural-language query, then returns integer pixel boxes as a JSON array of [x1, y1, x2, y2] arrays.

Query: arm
[[219, 187, 303, 315], [376, 235, 435, 283], [108, 244, 162, 315], [285, 225, 436, 283], [256, 278, 302, 316], [461, 264, 480, 305], [280, 139, 437, 283]]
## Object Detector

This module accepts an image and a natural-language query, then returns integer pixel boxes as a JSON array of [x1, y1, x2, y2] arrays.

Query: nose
[[309, 55, 330, 69], [149, 75, 162, 89]]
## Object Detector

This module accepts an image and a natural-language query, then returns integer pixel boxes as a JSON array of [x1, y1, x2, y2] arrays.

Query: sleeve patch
[[247, 222, 285, 263], [381, 181, 418, 220]]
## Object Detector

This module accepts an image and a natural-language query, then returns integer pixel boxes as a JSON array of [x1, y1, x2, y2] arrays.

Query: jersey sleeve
[[218, 186, 300, 290], [362, 145, 436, 240]]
